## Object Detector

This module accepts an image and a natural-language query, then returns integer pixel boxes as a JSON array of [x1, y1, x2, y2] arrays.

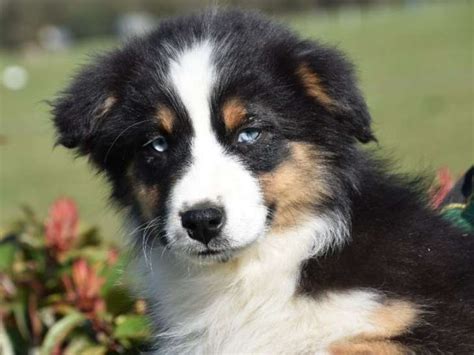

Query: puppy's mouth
[[196, 249, 226, 256], [183, 244, 250, 263], [189, 247, 236, 263]]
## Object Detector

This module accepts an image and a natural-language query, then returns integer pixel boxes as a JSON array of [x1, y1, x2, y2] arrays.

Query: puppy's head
[[53, 10, 373, 263]]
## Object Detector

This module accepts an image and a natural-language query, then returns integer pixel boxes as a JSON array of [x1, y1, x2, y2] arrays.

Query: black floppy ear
[[52, 56, 118, 154], [295, 41, 375, 144]]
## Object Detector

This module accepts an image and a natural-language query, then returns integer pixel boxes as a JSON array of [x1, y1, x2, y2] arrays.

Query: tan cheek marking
[[222, 98, 247, 132], [296, 64, 334, 109], [329, 340, 409, 355], [95, 96, 117, 118], [259, 142, 330, 232], [156, 106, 175, 134], [134, 184, 160, 220], [127, 166, 160, 220]]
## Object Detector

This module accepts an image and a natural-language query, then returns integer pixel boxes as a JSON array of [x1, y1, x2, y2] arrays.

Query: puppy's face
[[53, 11, 373, 263]]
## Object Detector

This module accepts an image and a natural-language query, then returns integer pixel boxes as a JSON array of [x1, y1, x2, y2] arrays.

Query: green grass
[[1, 2, 472, 236]]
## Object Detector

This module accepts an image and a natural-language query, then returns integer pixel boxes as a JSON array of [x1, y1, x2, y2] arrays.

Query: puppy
[[52, 9, 474, 354]]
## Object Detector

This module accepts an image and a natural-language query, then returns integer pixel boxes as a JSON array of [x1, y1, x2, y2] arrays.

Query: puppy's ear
[[52, 56, 118, 154], [295, 41, 375, 144]]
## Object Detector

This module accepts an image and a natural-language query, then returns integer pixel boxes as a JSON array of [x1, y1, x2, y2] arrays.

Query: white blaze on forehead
[[166, 40, 267, 249], [168, 40, 215, 136]]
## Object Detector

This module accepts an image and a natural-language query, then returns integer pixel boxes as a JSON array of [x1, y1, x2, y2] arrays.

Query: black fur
[[52, 9, 474, 353], [299, 158, 474, 353]]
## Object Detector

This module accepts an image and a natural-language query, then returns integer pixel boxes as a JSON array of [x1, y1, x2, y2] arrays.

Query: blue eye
[[237, 128, 261, 144], [150, 136, 168, 152]]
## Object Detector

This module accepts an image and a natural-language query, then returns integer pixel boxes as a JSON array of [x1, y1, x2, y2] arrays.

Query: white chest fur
[[134, 217, 383, 354]]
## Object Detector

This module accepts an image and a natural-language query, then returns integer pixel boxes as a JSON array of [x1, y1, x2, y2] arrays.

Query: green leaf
[[40, 312, 86, 355], [77, 227, 102, 247], [103, 285, 135, 316], [101, 256, 126, 297], [0, 242, 16, 272], [80, 345, 107, 355], [12, 300, 30, 340], [113, 315, 150, 340], [442, 206, 473, 232], [461, 197, 474, 227], [101, 255, 135, 316]]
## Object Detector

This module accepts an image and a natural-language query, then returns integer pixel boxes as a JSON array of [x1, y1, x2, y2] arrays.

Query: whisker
[[141, 217, 162, 270], [146, 220, 167, 272], [129, 220, 154, 237], [160, 233, 176, 259]]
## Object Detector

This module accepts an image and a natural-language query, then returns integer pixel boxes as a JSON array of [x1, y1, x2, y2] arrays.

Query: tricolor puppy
[[53, 10, 474, 354]]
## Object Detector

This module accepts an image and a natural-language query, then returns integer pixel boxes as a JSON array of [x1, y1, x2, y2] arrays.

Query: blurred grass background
[[0, 1, 472, 238]]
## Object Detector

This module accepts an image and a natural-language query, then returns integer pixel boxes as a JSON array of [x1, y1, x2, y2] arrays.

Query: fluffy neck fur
[[131, 212, 359, 354]]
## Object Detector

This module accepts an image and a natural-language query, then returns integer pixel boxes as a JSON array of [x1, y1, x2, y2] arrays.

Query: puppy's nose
[[180, 206, 225, 245]]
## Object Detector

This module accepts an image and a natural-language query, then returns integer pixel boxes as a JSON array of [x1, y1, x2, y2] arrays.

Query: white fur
[[132, 214, 381, 354], [166, 39, 267, 255]]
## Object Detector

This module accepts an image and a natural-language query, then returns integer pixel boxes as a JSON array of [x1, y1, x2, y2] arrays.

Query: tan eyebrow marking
[[156, 106, 175, 134], [222, 98, 247, 131], [296, 63, 334, 109]]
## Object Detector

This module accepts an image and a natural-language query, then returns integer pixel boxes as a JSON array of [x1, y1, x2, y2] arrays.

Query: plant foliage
[[0, 198, 150, 354]]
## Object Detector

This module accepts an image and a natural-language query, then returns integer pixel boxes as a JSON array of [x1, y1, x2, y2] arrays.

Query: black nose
[[180, 206, 225, 245]]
